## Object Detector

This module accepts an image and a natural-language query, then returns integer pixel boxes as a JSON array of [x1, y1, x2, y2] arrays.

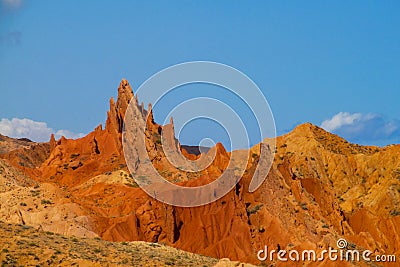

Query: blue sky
[[0, 1, 399, 147]]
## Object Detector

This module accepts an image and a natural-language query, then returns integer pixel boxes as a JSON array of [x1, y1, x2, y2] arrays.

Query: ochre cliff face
[[0, 79, 399, 265]]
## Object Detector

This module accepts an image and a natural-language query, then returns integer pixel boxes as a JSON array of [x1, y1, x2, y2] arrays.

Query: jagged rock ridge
[[0, 79, 399, 266]]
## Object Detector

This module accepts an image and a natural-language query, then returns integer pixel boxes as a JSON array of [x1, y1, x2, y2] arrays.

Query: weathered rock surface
[[0, 79, 399, 266]]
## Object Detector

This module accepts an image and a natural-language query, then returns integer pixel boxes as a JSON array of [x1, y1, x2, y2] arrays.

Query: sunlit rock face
[[0, 79, 399, 265]]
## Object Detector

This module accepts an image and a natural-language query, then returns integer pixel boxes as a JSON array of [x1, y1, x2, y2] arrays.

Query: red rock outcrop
[[1, 79, 399, 266]]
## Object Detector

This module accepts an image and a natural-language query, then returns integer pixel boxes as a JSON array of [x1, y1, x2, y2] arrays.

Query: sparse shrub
[[393, 168, 400, 180], [125, 182, 139, 188], [30, 190, 40, 197], [153, 133, 162, 145], [165, 259, 175, 265], [390, 210, 400, 216], [20, 202, 27, 206], [41, 199, 53, 205], [247, 204, 263, 215], [70, 153, 80, 159]]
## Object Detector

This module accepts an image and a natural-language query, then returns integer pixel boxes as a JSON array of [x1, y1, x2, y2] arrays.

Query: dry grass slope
[[0, 221, 220, 267]]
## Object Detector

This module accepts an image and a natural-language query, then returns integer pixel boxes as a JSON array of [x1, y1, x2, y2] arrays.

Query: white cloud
[[321, 112, 360, 132], [321, 112, 400, 144], [0, 118, 85, 142]]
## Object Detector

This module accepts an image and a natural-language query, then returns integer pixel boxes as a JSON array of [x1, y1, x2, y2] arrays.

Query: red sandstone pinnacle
[[106, 79, 136, 135], [49, 134, 56, 153], [2, 79, 399, 265]]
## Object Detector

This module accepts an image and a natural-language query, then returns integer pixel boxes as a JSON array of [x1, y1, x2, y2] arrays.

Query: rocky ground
[[0, 221, 255, 267]]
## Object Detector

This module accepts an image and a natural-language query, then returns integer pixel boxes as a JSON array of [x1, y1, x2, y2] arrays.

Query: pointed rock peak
[[106, 79, 139, 135], [117, 78, 134, 111], [293, 122, 316, 131], [215, 142, 227, 153], [207, 142, 228, 158], [288, 123, 321, 137], [120, 78, 129, 86], [94, 124, 103, 132], [147, 103, 154, 122], [147, 110, 154, 126], [286, 122, 349, 145], [60, 136, 67, 144], [50, 134, 56, 152]]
